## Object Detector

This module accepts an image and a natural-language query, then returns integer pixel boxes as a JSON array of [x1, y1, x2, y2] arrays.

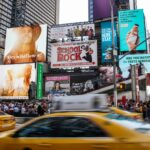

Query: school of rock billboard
[[101, 21, 118, 63], [119, 54, 150, 79], [3, 24, 47, 64], [119, 9, 146, 52], [0, 63, 36, 99], [45, 76, 70, 97], [50, 22, 95, 42], [51, 40, 97, 68]]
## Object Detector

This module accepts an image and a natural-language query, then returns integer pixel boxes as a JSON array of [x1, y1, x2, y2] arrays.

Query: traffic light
[[117, 83, 126, 91]]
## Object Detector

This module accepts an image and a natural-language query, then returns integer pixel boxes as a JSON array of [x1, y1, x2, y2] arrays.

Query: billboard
[[93, 0, 119, 21], [50, 22, 94, 42], [4, 24, 47, 64], [51, 40, 97, 68], [101, 21, 118, 62], [45, 76, 70, 97], [119, 9, 146, 52], [119, 54, 150, 79], [0, 63, 36, 99], [70, 74, 100, 95]]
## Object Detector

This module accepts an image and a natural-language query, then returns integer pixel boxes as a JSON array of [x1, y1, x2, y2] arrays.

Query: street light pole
[[110, 0, 118, 107]]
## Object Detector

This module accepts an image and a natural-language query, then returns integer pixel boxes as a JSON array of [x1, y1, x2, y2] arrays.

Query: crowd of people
[[0, 100, 49, 117]]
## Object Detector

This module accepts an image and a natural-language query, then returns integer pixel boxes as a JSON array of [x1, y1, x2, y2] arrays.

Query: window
[[14, 117, 109, 138]]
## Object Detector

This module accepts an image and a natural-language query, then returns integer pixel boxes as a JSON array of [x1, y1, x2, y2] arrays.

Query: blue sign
[[119, 9, 147, 52], [101, 21, 118, 63]]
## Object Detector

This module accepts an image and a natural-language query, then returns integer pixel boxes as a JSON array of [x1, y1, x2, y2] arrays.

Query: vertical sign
[[101, 21, 117, 63], [119, 9, 146, 52], [37, 63, 43, 99]]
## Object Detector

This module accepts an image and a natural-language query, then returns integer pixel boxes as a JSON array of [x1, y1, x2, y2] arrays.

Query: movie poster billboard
[[51, 40, 97, 68], [70, 74, 100, 95], [4, 24, 47, 64], [119, 54, 150, 79], [45, 76, 70, 97], [50, 22, 94, 42], [0, 63, 36, 99], [101, 21, 118, 62], [119, 9, 146, 52]]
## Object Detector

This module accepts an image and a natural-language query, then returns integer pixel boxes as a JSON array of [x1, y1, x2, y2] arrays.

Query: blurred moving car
[[110, 107, 142, 120], [0, 111, 150, 150], [0, 111, 16, 132]]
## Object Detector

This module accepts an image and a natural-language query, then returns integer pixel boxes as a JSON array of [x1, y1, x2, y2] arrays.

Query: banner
[[36, 63, 43, 99], [4, 24, 47, 64], [119, 9, 146, 52], [0, 63, 36, 99], [70, 74, 100, 95], [119, 54, 150, 79], [50, 22, 94, 42], [101, 21, 118, 62], [45, 76, 70, 97], [51, 40, 97, 68]]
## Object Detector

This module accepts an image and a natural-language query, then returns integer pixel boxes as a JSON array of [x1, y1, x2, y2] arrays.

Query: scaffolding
[[11, 0, 27, 27]]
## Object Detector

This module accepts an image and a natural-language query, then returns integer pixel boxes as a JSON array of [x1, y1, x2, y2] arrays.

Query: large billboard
[[101, 21, 118, 63], [70, 74, 100, 95], [50, 22, 94, 42], [51, 40, 97, 68], [119, 9, 146, 52], [4, 24, 47, 64], [93, 0, 119, 21], [119, 54, 150, 79], [45, 76, 70, 97], [0, 63, 36, 99]]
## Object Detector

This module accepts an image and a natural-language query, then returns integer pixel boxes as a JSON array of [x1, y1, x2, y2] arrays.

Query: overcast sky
[[59, 0, 150, 30]]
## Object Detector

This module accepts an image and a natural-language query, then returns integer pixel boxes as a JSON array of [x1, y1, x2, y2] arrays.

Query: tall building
[[88, 0, 137, 22], [0, 0, 60, 60]]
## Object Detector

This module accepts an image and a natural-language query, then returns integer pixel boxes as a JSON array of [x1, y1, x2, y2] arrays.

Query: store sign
[[51, 40, 97, 68], [36, 63, 43, 99]]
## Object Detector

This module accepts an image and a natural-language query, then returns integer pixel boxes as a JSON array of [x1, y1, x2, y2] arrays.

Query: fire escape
[[11, 0, 27, 27]]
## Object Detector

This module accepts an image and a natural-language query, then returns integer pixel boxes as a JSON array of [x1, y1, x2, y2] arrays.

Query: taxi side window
[[13, 117, 109, 138]]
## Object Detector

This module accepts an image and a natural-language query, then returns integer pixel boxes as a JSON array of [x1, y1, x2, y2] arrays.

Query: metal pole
[[110, 0, 117, 107]]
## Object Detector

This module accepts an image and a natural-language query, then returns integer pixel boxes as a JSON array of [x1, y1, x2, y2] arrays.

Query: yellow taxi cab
[[0, 96, 150, 150], [0, 111, 16, 132], [0, 112, 150, 150], [110, 107, 142, 120]]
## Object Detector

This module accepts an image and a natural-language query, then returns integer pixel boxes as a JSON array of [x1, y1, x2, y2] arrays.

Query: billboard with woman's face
[[45, 76, 70, 97], [0, 63, 36, 99]]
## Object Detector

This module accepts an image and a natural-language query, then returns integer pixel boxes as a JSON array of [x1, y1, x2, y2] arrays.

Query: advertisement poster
[[101, 21, 118, 62], [119, 9, 146, 52], [50, 22, 94, 42], [45, 76, 70, 97], [4, 24, 47, 64], [70, 74, 100, 95], [36, 63, 43, 99], [119, 54, 150, 79], [51, 40, 97, 68], [0, 63, 36, 99]]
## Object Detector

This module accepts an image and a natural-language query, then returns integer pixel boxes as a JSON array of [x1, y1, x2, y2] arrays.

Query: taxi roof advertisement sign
[[3, 24, 47, 64], [51, 40, 97, 68], [119, 9, 147, 52]]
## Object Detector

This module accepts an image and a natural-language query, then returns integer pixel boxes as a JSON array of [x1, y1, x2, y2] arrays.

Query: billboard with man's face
[[4, 24, 47, 64], [0, 63, 36, 99], [51, 40, 97, 68], [119, 9, 146, 52]]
